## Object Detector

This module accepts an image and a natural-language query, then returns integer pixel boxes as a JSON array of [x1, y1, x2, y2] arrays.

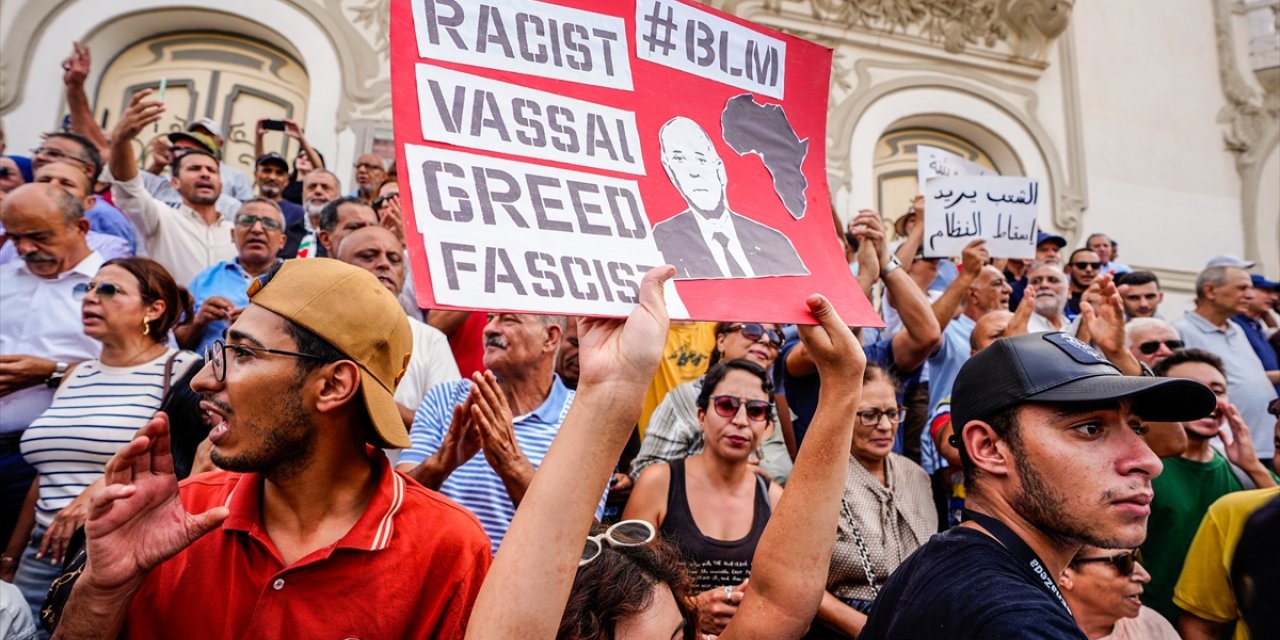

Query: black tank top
[[659, 458, 772, 593]]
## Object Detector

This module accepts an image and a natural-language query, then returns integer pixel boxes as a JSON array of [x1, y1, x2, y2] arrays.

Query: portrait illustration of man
[[652, 117, 809, 280]]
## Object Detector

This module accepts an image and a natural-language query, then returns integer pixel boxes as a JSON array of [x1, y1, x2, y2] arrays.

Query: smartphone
[[261, 119, 287, 131]]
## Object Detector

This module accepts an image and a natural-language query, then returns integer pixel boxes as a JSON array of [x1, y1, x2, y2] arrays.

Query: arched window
[[93, 32, 310, 177]]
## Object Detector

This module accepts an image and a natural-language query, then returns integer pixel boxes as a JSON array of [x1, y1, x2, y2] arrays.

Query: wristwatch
[[880, 255, 902, 279], [46, 361, 69, 388]]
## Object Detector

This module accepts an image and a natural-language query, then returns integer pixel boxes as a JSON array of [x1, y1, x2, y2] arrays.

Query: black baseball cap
[[951, 332, 1215, 429], [255, 152, 289, 171]]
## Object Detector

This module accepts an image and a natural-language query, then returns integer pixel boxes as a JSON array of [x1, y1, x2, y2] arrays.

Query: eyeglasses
[[1072, 549, 1141, 576], [727, 323, 783, 348], [234, 214, 283, 231], [204, 339, 329, 382], [1137, 339, 1184, 355], [30, 147, 89, 168], [354, 162, 383, 171], [72, 281, 126, 301], [711, 395, 771, 422], [579, 520, 656, 567], [856, 407, 907, 428], [1071, 261, 1102, 271]]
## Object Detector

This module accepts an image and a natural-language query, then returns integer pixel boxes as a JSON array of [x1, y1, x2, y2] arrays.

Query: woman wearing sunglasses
[[632, 322, 792, 485], [1058, 547, 1178, 639], [807, 364, 937, 638], [467, 267, 867, 640], [623, 358, 786, 636], [2, 258, 201, 621]]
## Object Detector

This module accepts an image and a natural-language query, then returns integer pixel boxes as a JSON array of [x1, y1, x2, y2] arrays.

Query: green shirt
[[1142, 453, 1243, 624]]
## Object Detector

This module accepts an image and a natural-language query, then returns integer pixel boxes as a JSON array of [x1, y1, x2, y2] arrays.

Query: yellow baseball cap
[[247, 259, 413, 448]]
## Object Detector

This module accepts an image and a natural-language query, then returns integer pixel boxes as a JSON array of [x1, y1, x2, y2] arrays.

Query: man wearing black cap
[[859, 332, 1215, 640], [253, 152, 307, 259]]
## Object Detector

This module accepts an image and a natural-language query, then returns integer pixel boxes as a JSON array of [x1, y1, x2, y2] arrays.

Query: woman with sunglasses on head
[[1058, 547, 1178, 639], [1, 258, 201, 622], [632, 322, 793, 485], [467, 266, 867, 640], [807, 364, 936, 639], [623, 358, 785, 636]]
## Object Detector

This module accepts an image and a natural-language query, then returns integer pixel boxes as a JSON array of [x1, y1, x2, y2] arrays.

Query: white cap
[[187, 117, 223, 139], [1205, 254, 1256, 269]]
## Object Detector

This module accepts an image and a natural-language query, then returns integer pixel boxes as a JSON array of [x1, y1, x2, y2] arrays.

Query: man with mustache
[[335, 226, 459, 428], [0, 183, 101, 549], [859, 332, 1215, 639], [175, 198, 287, 354], [1142, 350, 1276, 625], [252, 152, 307, 259], [398, 310, 584, 554], [0, 161, 131, 263], [109, 90, 235, 285]]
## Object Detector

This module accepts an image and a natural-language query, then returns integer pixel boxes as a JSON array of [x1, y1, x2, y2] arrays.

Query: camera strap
[[962, 508, 1072, 615]]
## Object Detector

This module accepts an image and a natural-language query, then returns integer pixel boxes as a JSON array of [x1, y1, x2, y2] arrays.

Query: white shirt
[[690, 209, 754, 278], [111, 174, 237, 285], [395, 317, 462, 410], [0, 251, 104, 434]]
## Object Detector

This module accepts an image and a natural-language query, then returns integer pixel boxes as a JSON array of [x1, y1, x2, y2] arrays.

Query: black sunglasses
[[727, 323, 783, 348], [1071, 261, 1102, 271], [711, 395, 770, 422], [1137, 339, 1184, 355], [72, 281, 126, 301], [1072, 549, 1141, 576]]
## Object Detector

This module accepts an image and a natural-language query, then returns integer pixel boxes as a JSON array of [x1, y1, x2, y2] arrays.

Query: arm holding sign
[[930, 240, 989, 333], [852, 210, 941, 372]]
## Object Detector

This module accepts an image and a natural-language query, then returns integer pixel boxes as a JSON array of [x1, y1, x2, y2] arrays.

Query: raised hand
[[111, 89, 164, 144], [470, 371, 527, 479], [1007, 291, 1035, 337], [436, 394, 482, 475], [959, 239, 990, 279], [575, 265, 675, 389], [848, 210, 888, 269], [62, 42, 91, 88], [80, 413, 228, 592], [1079, 272, 1125, 356], [795, 294, 864, 388]]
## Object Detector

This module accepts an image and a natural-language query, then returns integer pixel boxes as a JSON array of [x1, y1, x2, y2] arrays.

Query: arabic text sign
[[917, 145, 995, 186], [391, 0, 880, 326], [924, 176, 1039, 259]]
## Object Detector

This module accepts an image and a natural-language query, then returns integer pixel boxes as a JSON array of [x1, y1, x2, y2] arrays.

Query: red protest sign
[[390, 0, 880, 326]]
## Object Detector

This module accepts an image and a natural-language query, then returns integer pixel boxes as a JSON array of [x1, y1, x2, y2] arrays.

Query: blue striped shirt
[[401, 375, 606, 554], [20, 350, 199, 527]]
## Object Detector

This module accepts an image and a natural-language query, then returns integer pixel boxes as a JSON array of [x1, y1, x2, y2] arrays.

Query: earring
[[142, 317, 151, 336]]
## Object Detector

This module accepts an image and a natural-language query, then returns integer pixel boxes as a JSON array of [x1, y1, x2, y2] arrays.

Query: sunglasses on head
[[1072, 261, 1102, 271], [72, 281, 126, 301], [1137, 339, 1184, 355], [579, 520, 656, 567], [728, 323, 783, 348], [1072, 549, 1141, 576], [711, 395, 770, 422]]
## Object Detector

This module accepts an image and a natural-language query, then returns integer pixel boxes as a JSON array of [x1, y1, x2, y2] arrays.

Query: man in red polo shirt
[[52, 260, 491, 639]]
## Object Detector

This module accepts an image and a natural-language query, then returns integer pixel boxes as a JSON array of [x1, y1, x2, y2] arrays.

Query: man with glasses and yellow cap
[[50, 260, 491, 639]]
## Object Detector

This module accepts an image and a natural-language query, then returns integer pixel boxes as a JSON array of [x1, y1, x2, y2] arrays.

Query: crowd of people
[[0, 41, 1278, 640]]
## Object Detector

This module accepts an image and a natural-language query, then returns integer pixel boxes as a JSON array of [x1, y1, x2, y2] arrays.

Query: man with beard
[[176, 198, 287, 354], [296, 170, 340, 258], [1174, 265, 1279, 466], [50, 259, 491, 639], [859, 332, 1215, 639], [1066, 248, 1102, 319], [1116, 271, 1164, 319], [109, 90, 235, 285], [252, 153, 306, 258], [0, 184, 101, 549], [335, 226, 458, 427], [398, 311, 585, 554], [1027, 261, 1074, 333], [1143, 350, 1276, 625], [351, 154, 386, 204]]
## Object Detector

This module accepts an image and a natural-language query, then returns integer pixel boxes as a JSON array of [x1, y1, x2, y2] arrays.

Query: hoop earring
[[142, 318, 151, 336]]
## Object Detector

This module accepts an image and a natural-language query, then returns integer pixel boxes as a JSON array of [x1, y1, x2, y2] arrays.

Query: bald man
[[335, 226, 458, 427], [652, 116, 807, 280], [0, 183, 102, 544], [0, 162, 131, 263]]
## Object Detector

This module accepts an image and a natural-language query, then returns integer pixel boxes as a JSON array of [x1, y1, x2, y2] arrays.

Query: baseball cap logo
[[1043, 332, 1108, 366]]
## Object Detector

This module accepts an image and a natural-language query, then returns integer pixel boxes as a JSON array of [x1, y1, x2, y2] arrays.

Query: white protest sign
[[917, 145, 995, 187], [923, 176, 1039, 259]]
